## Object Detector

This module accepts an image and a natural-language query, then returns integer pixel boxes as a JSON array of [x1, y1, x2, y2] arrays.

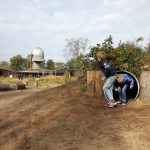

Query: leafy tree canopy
[[85, 35, 143, 77], [46, 59, 54, 70], [0, 61, 10, 69], [10, 55, 27, 70]]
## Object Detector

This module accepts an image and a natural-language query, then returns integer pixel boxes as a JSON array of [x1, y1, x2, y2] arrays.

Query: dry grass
[[0, 76, 76, 91], [39, 76, 75, 84], [0, 77, 23, 84]]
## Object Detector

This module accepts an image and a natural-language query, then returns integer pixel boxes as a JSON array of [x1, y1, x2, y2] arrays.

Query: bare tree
[[64, 38, 89, 60], [64, 38, 89, 71]]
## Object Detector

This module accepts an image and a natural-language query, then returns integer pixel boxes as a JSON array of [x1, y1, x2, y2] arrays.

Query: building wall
[[32, 61, 44, 69], [0, 69, 12, 77]]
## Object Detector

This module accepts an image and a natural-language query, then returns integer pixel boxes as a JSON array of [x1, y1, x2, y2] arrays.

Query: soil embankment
[[0, 81, 150, 150]]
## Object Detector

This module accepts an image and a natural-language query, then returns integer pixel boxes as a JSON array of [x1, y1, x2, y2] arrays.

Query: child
[[97, 51, 117, 108], [115, 74, 134, 105]]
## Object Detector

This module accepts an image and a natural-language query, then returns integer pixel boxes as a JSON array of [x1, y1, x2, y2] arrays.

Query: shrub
[[86, 36, 143, 77]]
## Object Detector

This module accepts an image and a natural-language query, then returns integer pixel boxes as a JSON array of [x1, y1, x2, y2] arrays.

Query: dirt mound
[[0, 80, 150, 150]]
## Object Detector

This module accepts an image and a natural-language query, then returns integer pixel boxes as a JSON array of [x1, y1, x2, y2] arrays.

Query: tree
[[66, 54, 85, 69], [86, 36, 143, 77], [115, 41, 143, 76], [0, 61, 10, 69], [46, 59, 54, 70], [10, 55, 27, 70], [54, 62, 66, 69], [64, 38, 89, 70]]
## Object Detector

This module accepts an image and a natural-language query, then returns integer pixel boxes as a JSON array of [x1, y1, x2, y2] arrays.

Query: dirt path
[[0, 82, 150, 150]]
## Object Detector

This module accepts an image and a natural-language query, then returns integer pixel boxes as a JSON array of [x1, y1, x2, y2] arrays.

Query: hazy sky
[[0, 0, 150, 62]]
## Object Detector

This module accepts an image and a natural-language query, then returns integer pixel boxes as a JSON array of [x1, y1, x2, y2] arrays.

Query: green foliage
[[66, 54, 86, 71], [78, 85, 86, 93], [64, 36, 143, 77], [115, 42, 143, 76], [74, 69, 83, 78], [0, 61, 10, 69], [86, 36, 143, 77], [66, 58, 76, 69], [64, 38, 89, 74], [46, 59, 54, 70], [10, 55, 27, 70], [54, 62, 66, 69], [63, 71, 70, 78]]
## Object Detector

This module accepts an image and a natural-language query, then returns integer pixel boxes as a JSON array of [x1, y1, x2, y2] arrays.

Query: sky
[[0, 0, 150, 63]]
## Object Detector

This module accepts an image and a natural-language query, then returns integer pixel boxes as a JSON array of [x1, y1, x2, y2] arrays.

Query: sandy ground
[[0, 81, 150, 150]]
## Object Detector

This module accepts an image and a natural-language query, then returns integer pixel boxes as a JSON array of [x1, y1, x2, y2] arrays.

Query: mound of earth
[[0, 80, 150, 150]]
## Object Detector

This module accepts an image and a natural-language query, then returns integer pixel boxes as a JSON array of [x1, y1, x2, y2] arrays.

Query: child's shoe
[[104, 101, 114, 108], [121, 102, 126, 105], [112, 100, 117, 106], [117, 101, 122, 104]]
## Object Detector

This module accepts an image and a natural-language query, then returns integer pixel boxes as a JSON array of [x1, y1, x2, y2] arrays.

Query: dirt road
[[0, 81, 150, 150]]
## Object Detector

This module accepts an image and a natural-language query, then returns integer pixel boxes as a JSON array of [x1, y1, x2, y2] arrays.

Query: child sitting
[[114, 74, 134, 105]]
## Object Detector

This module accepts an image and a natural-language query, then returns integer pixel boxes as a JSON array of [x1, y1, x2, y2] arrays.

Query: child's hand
[[114, 88, 118, 91], [97, 58, 101, 62], [101, 76, 106, 81], [130, 85, 133, 89]]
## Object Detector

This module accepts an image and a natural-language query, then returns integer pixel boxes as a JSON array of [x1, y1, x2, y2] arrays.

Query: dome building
[[18, 47, 68, 77], [31, 47, 45, 69]]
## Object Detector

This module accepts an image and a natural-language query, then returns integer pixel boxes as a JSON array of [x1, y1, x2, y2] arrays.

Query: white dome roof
[[32, 47, 44, 61]]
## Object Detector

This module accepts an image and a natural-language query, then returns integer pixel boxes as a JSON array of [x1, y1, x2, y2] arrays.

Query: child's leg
[[118, 86, 123, 102], [103, 75, 117, 101], [121, 84, 128, 103]]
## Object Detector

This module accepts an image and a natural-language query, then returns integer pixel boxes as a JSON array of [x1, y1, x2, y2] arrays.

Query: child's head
[[96, 51, 107, 61], [117, 74, 124, 83]]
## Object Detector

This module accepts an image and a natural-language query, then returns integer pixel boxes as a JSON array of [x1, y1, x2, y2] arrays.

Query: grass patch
[[0, 75, 76, 91]]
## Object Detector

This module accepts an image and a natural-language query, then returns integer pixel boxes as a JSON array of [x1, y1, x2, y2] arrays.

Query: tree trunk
[[86, 70, 104, 96], [139, 71, 150, 100]]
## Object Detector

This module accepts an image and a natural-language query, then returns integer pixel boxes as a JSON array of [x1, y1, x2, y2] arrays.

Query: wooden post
[[87, 70, 104, 96], [139, 71, 150, 101], [86, 71, 95, 96]]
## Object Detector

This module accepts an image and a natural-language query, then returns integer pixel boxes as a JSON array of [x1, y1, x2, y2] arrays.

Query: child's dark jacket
[[98, 58, 116, 78]]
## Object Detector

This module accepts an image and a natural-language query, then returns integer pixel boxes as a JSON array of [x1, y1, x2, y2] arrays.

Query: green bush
[[86, 36, 143, 77]]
